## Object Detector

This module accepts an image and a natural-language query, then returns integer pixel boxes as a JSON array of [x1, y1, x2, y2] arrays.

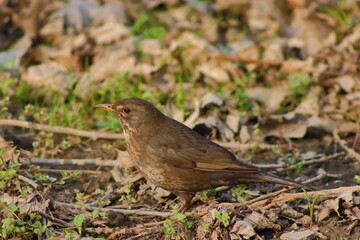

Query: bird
[[95, 98, 315, 211]]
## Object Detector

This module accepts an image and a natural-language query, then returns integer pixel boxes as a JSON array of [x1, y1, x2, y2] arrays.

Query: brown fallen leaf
[[22, 61, 71, 94], [259, 113, 308, 139], [247, 87, 292, 113]]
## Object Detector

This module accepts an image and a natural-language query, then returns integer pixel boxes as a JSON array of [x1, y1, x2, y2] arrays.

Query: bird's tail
[[256, 172, 317, 191]]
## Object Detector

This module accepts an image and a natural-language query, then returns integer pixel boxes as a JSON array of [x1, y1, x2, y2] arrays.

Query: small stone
[[280, 230, 315, 240]]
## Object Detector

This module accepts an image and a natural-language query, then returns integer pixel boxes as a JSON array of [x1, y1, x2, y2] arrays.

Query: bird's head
[[95, 98, 163, 130]]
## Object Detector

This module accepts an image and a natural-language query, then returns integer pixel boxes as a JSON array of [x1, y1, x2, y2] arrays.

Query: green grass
[[317, 0, 354, 29], [132, 13, 166, 39], [0, 47, 203, 158], [0, 145, 83, 239]]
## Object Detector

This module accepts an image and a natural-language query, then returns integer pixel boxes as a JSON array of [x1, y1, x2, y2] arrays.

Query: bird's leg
[[178, 192, 195, 213]]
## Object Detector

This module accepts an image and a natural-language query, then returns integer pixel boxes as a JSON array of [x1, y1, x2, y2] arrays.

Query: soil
[[37, 133, 360, 239]]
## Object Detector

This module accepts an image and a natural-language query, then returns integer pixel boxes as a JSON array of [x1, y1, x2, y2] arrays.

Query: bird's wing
[[157, 122, 257, 173], [194, 143, 257, 173]]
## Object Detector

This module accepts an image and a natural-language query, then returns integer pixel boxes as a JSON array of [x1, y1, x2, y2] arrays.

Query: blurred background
[[0, 0, 359, 150]]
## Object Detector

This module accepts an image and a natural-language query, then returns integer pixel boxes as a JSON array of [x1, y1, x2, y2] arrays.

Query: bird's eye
[[123, 108, 131, 113]]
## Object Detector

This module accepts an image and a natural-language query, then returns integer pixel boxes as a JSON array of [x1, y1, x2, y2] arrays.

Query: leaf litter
[[0, 0, 360, 239]]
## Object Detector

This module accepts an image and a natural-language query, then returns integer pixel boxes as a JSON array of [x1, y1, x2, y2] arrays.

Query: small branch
[[108, 221, 165, 239], [259, 185, 360, 209], [207, 53, 283, 66], [244, 188, 292, 206], [56, 201, 174, 217], [31, 158, 117, 166], [351, 131, 359, 150], [282, 152, 345, 171], [253, 152, 345, 170], [127, 230, 162, 240], [333, 129, 360, 163], [85, 227, 122, 235], [39, 169, 106, 176], [240, 171, 327, 206], [248, 181, 359, 210], [15, 173, 38, 189], [37, 211, 73, 227], [0, 119, 123, 140], [335, 25, 360, 51], [345, 219, 359, 235], [214, 141, 288, 150]]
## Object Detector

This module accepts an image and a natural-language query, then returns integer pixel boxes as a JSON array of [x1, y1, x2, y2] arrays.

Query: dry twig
[[207, 53, 282, 66], [37, 211, 73, 227], [254, 152, 345, 170], [31, 158, 117, 166], [217, 170, 328, 209], [214, 141, 287, 150], [333, 129, 360, 162], [56, 201, 174, 217], [108, 221, 165, 239], [39, 168, 107, 176], [0, 119, 123, 140], [15, 173, 38, 188], [256, 185, 360, 209]]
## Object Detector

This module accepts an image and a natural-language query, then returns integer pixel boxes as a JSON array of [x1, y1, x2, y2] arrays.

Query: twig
[[39, 169, 106, 176], [345, 219, 359, 235], [31, 158, 117, 166], [247, 182, 360, 211], [326, 173, 342, 178], [333, 129, 360, 163], [37, 211, 73, 227], [253, 152, 345, 170], [15, 173, 38, 189], [127, 231, 161, 240], [335, 25, 360, 51], [244, 188, 292, 206], [85, 227, 121, 235], [351, 131, 359, 150], [56, 201, 174, 217], [214, 141, 288, 150], [0, 119, 123, 140], [207, 53, 282, 66], [240, 171, 327, 206], [282, 152, 345, 171], [258, 185, 360, 209], [108, 221, 165, 239]]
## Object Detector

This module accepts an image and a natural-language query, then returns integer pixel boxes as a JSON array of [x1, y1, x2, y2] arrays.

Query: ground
[[0, 0, 359, 239]]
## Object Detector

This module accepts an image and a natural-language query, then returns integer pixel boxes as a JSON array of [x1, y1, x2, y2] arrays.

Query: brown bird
[[95, 98, 315, 211]]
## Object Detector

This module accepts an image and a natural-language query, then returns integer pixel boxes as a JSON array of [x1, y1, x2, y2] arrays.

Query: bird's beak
[[94, 104, 116, 113]]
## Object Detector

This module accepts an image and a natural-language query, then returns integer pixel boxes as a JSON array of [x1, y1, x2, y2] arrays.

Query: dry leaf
[[0, 48, 27, 74], [197, 60, 230, 83], [247, 87, 291, 113], [0, 141, 18, 163], [230, 220, 258, 239], [294, 86, 321, 115], [247, 0, 282, 36], [239, 126, 251, 143], [334, 190, 360, 217], [245, 211, 281, 230], [90, 47, 135, 82], [22, 61, 71, 94], [280, 203, 304, 218], [280, 230, 316, 240], [290, 8, 335, 56], [226, 109, 240, 133], [89, 22, 130, 44], [200, 93, 224, 108], [42, 1, 126, 35], [263, 39, 285, 62], [336, 75, 356, 93], [307, 116, 359, 133]]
